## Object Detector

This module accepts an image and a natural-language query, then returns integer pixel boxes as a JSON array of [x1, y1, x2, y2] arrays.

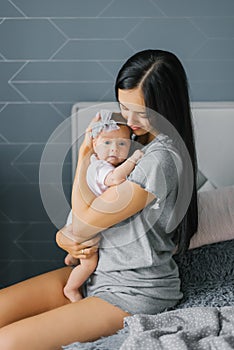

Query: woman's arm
[[56, 224, 99, 259], [71, 141, 155, 243]]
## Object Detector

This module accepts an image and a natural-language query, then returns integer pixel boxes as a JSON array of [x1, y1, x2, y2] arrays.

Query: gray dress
[[85, 134, 183, 314]]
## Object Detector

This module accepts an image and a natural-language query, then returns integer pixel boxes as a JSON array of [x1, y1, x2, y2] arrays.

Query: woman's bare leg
[[0, 296, 131, 350], [0, 267, 71, 328]]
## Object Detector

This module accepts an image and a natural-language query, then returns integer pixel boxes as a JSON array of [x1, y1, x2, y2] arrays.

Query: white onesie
[[86, 154, 115, 196]]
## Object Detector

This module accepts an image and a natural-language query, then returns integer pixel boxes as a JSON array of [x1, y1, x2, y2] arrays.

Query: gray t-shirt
[[86, 134, 183, 314]]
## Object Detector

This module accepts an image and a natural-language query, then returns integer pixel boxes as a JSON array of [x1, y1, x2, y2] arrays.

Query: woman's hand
[[79, 112, 101, 156], [56, 225, 100, 259]]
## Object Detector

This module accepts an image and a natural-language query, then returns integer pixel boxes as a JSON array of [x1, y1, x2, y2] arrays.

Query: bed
[[63, 102, 234, 350]]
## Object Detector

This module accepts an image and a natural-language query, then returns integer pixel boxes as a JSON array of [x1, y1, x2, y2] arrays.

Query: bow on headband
[[91, 109, 120, 138]]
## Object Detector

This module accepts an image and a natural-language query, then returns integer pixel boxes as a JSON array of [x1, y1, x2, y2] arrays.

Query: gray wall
[[0, 0, 234, 287]]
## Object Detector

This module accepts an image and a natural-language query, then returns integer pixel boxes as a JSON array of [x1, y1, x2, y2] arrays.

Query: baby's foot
[[64, 255, 79, 266], [64, 285, 83, 303]]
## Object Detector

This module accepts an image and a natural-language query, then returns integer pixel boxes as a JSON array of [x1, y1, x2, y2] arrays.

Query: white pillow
[[189, 186, 234, 249]]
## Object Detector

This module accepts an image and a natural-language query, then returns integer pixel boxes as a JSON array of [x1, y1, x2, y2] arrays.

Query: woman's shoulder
[[142, 134, 180, 162], [128, 133, 180, 198], [137, 134, 183, 184], [143, 133, 174, 152]]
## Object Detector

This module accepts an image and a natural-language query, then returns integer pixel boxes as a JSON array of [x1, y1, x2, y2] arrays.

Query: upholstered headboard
[[71, 102, 234, 189]]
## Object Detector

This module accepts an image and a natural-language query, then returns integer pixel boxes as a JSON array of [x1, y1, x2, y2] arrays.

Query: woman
[[0, 49, 198, 349]]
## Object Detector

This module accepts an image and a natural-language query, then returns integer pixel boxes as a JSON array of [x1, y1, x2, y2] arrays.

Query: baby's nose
[[110, 143, 118, 153]]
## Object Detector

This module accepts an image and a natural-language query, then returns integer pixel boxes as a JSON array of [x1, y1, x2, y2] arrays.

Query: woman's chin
[[133, 128, 148, 137]]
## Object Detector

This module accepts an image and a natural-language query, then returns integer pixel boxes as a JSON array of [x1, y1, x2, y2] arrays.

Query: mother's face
[[118, 88, 152, 138]]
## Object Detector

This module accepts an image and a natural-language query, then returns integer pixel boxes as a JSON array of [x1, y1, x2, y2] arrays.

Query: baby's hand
[[129, 150, 144, 163]]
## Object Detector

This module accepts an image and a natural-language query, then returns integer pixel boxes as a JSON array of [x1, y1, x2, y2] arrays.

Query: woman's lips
[[130, 126, 141, 130]]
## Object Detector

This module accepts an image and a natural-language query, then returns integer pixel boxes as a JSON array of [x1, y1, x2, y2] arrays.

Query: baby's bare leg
[[64, 253, 98, 302], [63, 265, 85, 302]]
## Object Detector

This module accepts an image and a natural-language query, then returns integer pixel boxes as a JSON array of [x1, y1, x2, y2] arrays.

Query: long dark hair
[[115, 49, 198, 254]]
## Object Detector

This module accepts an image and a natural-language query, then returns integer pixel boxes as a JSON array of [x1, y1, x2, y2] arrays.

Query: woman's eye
[[137, 112, 147, 118], [119, 142, 126, 146], [104, 141, 111, 145], [119, 103, 128, 111]]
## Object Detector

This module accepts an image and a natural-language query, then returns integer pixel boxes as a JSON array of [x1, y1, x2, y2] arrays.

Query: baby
[[64, 110, 143, 302]]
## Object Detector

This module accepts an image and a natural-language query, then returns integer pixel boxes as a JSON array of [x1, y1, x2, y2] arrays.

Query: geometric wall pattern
[[0, 0, 234, 287]]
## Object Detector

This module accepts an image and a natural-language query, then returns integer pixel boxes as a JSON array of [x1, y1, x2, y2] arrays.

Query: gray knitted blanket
[[63, 240, 234, 350]]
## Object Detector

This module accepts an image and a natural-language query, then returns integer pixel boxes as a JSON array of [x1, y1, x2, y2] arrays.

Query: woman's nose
[[126, 111, 137, 126]]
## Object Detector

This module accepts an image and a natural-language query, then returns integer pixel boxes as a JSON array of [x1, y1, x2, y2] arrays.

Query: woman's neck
[[136, 130, 159, 145]]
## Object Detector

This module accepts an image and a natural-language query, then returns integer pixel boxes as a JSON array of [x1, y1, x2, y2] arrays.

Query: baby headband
[[91, 109, 120, 138]]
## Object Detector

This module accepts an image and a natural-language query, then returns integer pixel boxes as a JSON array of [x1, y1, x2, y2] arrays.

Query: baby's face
[[93, 126, 131, 166]]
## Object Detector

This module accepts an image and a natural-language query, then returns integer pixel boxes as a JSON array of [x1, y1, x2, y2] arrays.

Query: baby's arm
[[104, 150, 143, 187]]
